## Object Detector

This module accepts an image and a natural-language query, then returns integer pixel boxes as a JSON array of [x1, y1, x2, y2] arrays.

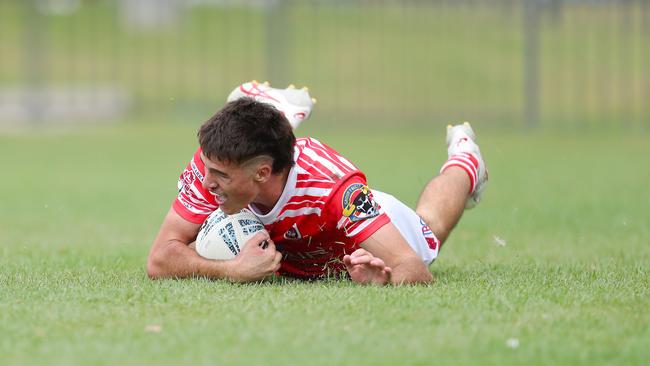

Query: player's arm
[[347, 223, 433, 285], [147, 208, 280, 282]]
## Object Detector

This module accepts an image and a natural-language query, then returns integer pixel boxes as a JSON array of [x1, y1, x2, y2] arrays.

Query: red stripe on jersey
[[296, 138, 355, 175], [295, 175, 336, 186], [277, 199, 326, 218], [311, 139, 357, 172], [309, 139, 357, 174], [296, 173, 313, 181], [281, 200, 325, 210], [303, 138, 356, 174], [172, 199, 209, 224], [286, 194, 328, 204], [296, 153, 345, 181], [282, 198, 326, 209], [295, 180, 336, 189], [183, 184, 212, 207], [352, 214, 390, 244], [173, 147, 216, 224]]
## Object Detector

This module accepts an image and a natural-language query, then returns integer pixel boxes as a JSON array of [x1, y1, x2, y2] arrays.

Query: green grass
[[1, 122, 649, 365]]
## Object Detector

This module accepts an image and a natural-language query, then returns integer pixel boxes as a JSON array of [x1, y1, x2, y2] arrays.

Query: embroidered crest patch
[[341, 183, 380, 222]]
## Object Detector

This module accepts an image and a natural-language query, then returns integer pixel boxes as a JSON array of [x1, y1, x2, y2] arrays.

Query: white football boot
[[227, 80, 316, 129], [445, 122, 488, 209]]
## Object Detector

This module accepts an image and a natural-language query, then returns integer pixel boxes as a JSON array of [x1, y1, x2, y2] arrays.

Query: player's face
[[200, 153, 259, 214]]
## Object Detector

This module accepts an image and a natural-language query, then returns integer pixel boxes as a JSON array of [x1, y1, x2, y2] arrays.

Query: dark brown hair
[[198, 98, 296, 173]]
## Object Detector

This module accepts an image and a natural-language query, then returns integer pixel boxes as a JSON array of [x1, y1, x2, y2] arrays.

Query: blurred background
[[1, 0, 648, 132]]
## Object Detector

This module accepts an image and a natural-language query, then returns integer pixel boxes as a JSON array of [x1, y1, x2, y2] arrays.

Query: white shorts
[[372, 190, 441, 266]]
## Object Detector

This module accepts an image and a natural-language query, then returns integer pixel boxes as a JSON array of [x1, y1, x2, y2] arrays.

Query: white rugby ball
[[195, 208, 267, 260]]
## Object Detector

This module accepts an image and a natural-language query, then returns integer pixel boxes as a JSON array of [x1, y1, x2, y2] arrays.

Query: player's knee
[[416, 207, 450, 244], [415, 206, 435, 227]]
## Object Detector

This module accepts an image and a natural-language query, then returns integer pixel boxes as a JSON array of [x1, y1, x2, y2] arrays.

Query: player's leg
[[372, 190, 441, 266], [227, 80, 316, 129], [415, 167, 470, 244], [415, 123, 488, 244]]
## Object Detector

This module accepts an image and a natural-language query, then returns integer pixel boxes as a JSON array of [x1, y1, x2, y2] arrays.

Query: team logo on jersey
[[178, 169, 195, 193], [283, 223, 302, 240], [182, 169, 194, 186], [341, 183, 380, 222]]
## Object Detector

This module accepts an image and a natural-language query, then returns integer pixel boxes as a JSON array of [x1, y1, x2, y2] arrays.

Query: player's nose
[[202, 178, 218, 191]]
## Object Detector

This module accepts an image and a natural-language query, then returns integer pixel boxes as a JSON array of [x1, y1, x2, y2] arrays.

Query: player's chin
[[219, 205, 236, 215], [220, 207, 237, 215], [220, 203, 245, 215]]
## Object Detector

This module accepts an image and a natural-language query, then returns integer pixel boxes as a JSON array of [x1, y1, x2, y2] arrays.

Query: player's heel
[[227, 80, 316, 129]]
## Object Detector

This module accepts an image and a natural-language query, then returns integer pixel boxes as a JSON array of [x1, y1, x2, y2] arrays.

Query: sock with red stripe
[[440, 153, 479, 194]]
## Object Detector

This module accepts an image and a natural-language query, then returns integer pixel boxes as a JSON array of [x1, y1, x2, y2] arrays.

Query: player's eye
[[208, 168, 226, 178], [212, 171, 231, 183]]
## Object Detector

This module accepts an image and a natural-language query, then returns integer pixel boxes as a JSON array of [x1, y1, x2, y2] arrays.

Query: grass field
[[1, 120, 649, 365]]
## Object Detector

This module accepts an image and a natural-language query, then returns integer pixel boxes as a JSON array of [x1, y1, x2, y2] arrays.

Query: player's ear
[[254, 159, 273, 182]]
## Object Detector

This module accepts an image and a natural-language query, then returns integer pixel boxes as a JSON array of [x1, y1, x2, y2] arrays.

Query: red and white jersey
[[173, 137, 390, 279]]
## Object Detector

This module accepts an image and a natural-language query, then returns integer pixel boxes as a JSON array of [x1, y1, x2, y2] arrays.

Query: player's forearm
[[147, 240, 233, 280], [389, 257, 433, 285]]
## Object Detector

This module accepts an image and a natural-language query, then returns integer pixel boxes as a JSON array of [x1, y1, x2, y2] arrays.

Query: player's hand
[[343, 248, 392, 285], [227, 231, 282, 283]]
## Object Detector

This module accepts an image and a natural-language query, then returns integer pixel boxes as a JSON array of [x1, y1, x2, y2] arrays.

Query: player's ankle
[[440, 154, 478, 194]]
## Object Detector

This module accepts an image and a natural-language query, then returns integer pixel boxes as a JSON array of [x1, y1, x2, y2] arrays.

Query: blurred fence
[[0, 0, 648, 131]]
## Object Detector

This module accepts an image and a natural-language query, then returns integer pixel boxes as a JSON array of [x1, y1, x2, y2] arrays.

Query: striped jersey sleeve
[[172, 148, 217, 224], [294, 138, 358, 181], [295, 138, 390, 244]]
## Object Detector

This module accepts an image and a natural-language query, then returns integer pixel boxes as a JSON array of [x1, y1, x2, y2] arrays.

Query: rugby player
[[147, 81, 488, 285]]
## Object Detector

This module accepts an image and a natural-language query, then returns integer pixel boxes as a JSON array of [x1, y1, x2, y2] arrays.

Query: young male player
[[147, 81, 488, 285]]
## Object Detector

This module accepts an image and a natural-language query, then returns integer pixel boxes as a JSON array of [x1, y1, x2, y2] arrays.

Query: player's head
[[198, 98, 295, 174], [197, 98, 296, 213]]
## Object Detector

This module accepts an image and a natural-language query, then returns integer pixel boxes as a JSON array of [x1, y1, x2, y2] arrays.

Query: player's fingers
[[248, 231, 270, 247], [350, 252, 372, 261], [256, 230, 270, 241], [383, 266, 393, 284], [264, 238, 277, 252], [350, 253, 374, 265], [369, 257, 386, 268], [270, 252, 282, 273], [350, 248, 369, 258], [343, 255, 352, 266]]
